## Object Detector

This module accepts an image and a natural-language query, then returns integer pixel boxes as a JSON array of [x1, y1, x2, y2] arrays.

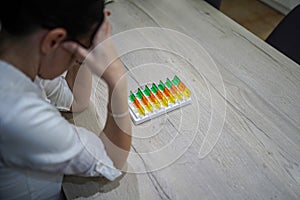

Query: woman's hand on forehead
[[61, 9, 124, 84]]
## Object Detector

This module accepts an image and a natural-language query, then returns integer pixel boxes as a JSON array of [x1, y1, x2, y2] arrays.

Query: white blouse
[[34, 75, 74, 112], [0, 61, 121, 200]]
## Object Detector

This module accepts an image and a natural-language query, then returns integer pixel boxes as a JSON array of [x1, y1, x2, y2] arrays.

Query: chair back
[[205, 0, 222, 9], [266, 5, 300, 64]]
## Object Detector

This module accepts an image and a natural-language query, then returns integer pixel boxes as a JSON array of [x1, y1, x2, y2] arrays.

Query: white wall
[[259, 0, 300, 14]]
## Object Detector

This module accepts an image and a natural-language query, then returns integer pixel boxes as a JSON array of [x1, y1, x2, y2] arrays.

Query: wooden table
[[62, 0, 300, 199]]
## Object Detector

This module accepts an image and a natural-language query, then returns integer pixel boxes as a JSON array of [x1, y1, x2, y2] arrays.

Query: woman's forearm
[[65, 63, 92, 112], [100, 60, 132, 170], [62, 12, 132, 169]]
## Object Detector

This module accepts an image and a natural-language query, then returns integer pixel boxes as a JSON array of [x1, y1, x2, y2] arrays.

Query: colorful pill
[[165, 78, 183, 101], [151, 83, 168, 107], [136, 88, 153, 112], [144, 86, 161, 109], [129, 91, 145, 116], [158, 81, 176, 104], [172, 75, 191, 98]]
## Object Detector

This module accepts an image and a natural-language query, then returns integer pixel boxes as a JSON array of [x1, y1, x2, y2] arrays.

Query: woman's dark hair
[[0, 0, 105, 39]]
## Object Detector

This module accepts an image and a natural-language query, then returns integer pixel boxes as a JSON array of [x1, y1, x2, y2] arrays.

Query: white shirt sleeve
[[0, 92, 121, 181], [35, 76, 74, 111]]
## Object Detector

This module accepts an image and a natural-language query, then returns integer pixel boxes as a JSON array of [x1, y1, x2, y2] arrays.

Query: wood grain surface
[[62, 0, 300, 199]]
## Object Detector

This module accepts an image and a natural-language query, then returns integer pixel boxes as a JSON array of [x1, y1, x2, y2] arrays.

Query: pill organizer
[[128, 75, 192, 125]]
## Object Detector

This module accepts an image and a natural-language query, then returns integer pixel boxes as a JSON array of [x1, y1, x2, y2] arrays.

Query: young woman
[[0, 0, 131, 199]]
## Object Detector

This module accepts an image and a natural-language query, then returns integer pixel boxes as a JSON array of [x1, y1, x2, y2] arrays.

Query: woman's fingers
[[93, 10, 112, 43], [60, 10, 117, 78], [62, 9, 112, 58]]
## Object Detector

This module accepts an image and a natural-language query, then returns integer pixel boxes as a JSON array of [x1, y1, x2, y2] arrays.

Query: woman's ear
[[40, 28, 67, 54]]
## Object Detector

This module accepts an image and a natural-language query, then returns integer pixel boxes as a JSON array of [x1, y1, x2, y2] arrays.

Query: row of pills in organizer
[[128, 75, 191, 116]]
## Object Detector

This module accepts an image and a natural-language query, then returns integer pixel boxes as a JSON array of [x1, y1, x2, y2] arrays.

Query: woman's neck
[[0, 33, 41, 81]]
